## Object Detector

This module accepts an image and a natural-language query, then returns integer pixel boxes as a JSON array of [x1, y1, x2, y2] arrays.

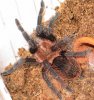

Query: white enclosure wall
[[0, 0, 64, 70]]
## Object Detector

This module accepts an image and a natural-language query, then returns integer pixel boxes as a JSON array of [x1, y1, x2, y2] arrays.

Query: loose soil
[[3, 0, 94, 100]]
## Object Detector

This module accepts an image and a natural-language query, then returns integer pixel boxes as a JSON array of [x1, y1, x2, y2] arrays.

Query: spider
[[1, 0, 91, 100]]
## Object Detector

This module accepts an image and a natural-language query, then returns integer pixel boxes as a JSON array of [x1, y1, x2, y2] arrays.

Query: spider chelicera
[[1, 0, 91, 99]]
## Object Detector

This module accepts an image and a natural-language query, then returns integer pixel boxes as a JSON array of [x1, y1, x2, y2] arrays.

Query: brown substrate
[[3, 0, 94, 100]]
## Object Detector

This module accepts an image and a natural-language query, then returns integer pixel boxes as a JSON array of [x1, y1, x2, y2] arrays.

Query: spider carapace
[[1, 0, 91, 100]]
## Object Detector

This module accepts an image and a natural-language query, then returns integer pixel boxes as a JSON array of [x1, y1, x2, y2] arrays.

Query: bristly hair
[[53, 56, 67, 72], [36, 25, 56, 42], [37, 32, 56, 42], [29, 46, 38, 54]]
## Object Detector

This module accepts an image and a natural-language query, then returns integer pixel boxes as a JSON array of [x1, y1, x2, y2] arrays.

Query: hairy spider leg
[[42, 67, 63, 100], [47, 60, 74, 92], [15, 19, 38, 54], [48, 12, 59, 27], [60, 49, 92, 57], [37, 0, 45, 25], [1, 58, 25, 75], [36, 0, 56, 42], [1, 57, 38, 76], [43, 60, 73, 95], [51, 33, 76, 51]]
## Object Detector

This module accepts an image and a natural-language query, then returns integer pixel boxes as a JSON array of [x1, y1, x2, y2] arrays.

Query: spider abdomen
[[52, 56, 81, 79]]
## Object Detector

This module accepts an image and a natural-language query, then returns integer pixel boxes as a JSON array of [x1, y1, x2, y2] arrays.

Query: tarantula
[[1, 0, 91, 99]]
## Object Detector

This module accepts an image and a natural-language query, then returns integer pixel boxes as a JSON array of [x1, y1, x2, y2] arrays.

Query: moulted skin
[[34, 39, 81, 80], [3, 0, 94, 100], [73, 37, 94, 64]]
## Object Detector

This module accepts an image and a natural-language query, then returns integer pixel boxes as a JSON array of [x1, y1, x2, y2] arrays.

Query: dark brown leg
[[51, 33, 76, 51], [48, 12, 59, 27], [42, 67, 62, 100], [15, 19, 38, 53], [37, 0, 45, 25], [60, 49, 92, 57], [1, 57, 38, 76], [36, 0, 56, 42], [43, 60, 73, 92]]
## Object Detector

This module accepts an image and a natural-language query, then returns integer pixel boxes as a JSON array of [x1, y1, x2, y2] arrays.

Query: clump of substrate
[[53, 0, 94, 38], [3, 0, 94, 100]]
